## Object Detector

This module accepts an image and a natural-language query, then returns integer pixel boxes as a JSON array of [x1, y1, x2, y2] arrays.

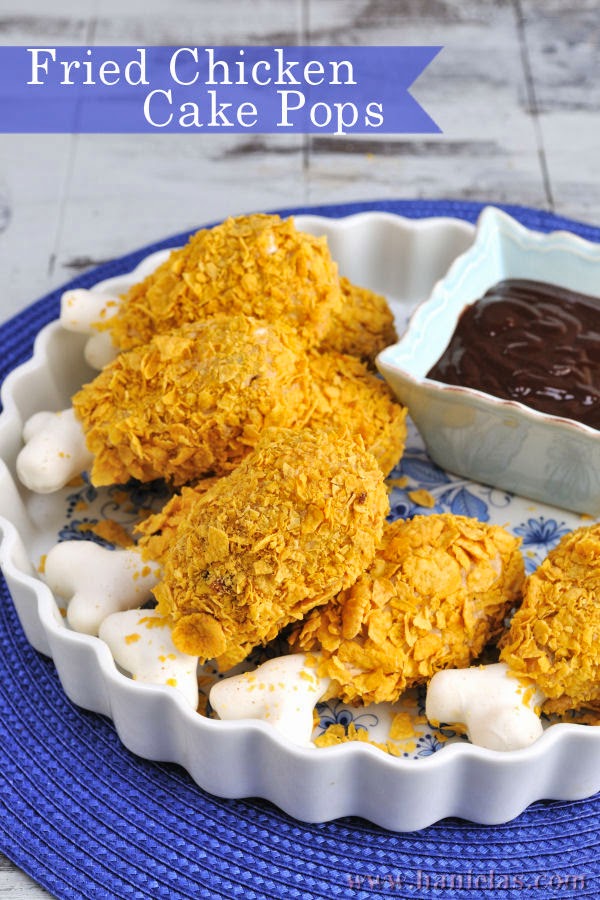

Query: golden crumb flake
[[387, 476, 409, 490], [76, 519, 134, 548], [408, 488, 436, 508], [389, 711, 417, 741], [139, 615, 172, 630]]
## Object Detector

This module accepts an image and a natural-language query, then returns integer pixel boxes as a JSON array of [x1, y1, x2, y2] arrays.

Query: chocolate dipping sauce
[[427, 279, 600, 428]]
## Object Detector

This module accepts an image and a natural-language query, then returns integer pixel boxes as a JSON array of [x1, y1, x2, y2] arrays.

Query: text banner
[[0, 45, 442, 134]]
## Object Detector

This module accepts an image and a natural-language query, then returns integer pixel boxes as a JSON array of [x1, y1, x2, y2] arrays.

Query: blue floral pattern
[[316, 699, 379, 734], [415, 733, 445, 757], [60, 473, 171, 550], [513, 516, 572, 573], [387, 443, 514, 524]]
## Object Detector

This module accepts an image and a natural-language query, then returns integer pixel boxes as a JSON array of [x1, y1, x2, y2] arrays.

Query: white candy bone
[[44, 541, 160, 635], [99, 609, 199, 709], [17, 407, 93, 493], [84, 331, 119, 369], [426, 662, 545, 751], [61, 288, 120, 333], [60, 288, 120, 369], [209, 653, 330, 746]]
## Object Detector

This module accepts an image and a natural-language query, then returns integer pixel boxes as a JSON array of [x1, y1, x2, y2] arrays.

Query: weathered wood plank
[[303, 0, 548, 211], [0, 852, 55, 899], [519, 0, 600, 223]]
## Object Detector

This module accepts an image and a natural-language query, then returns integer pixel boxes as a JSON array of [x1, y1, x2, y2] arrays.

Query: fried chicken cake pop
[[108, 214, 342, 351], [499, 523, 600, 717], [307, 350, 407, 476], [426, 523, 600, 751], [72, 315, 313, 487], [292, 514, 525, 705], [133, 352, 405, 562], [319, 277, 398, 366], [67, 305, 407, 489], [61, 215, 399, 373], [152, 429, 389, 669]]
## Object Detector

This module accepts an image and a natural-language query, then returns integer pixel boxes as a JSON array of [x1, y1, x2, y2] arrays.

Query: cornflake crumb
[[387, 476, 408, 490], [76, 520, 134, 548], [389, 711, 417, 741], [314, 722, 405, 757], [139, 615, 171, 630], [408, 488, 436, 508]]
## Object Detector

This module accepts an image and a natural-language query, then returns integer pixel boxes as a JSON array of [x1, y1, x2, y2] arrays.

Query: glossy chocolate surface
[[427, 279, 600, 428]]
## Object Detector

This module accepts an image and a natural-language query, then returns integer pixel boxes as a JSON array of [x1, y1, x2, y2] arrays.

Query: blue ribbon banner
[[0, 46, 441, 134]]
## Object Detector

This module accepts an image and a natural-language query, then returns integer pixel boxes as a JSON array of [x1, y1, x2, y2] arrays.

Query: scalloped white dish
[[2, 211, 600, 833], [378, 206, 600, 516]]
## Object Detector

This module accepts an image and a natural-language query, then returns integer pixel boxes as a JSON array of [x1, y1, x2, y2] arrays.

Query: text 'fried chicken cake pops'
[[72, 314, 313, 487], [108, 214, 343, 351], [292, 514, 525, 705], [152, 429, 389, 670]]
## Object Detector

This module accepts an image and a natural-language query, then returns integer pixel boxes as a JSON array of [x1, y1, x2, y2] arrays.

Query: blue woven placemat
[[2, 199, 600, 900]]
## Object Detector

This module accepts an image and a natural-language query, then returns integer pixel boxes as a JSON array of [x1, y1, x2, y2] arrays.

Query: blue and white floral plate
[[1, 210, 598, 832]]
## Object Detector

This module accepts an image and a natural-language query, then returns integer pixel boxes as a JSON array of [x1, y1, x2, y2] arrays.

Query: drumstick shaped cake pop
[[211, 513, 524, 743], [17, 316, 406, 493], [291, 513, 525, 705], [107, 213, 343, 351], [426, 522, 600, 750], [17, 314, 313, 491], [152, 428, 390, 670], [58, 212, 341, 364], [60, 215, 397, 369]]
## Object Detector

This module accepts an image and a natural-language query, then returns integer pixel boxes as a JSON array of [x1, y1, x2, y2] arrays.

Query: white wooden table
[[1, 0, 599, 895]]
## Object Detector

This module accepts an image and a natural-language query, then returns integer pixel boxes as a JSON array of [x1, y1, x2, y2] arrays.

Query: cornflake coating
[[153, 429, 389, 669], [136, 478, 220, 564], [319, 277, 398, 366], [109, 214, 342, 350], [500, 523, 600, 716], [307, 351, 407, 476], [72, 315, 313, 486], [292, 514, 524, 705]]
